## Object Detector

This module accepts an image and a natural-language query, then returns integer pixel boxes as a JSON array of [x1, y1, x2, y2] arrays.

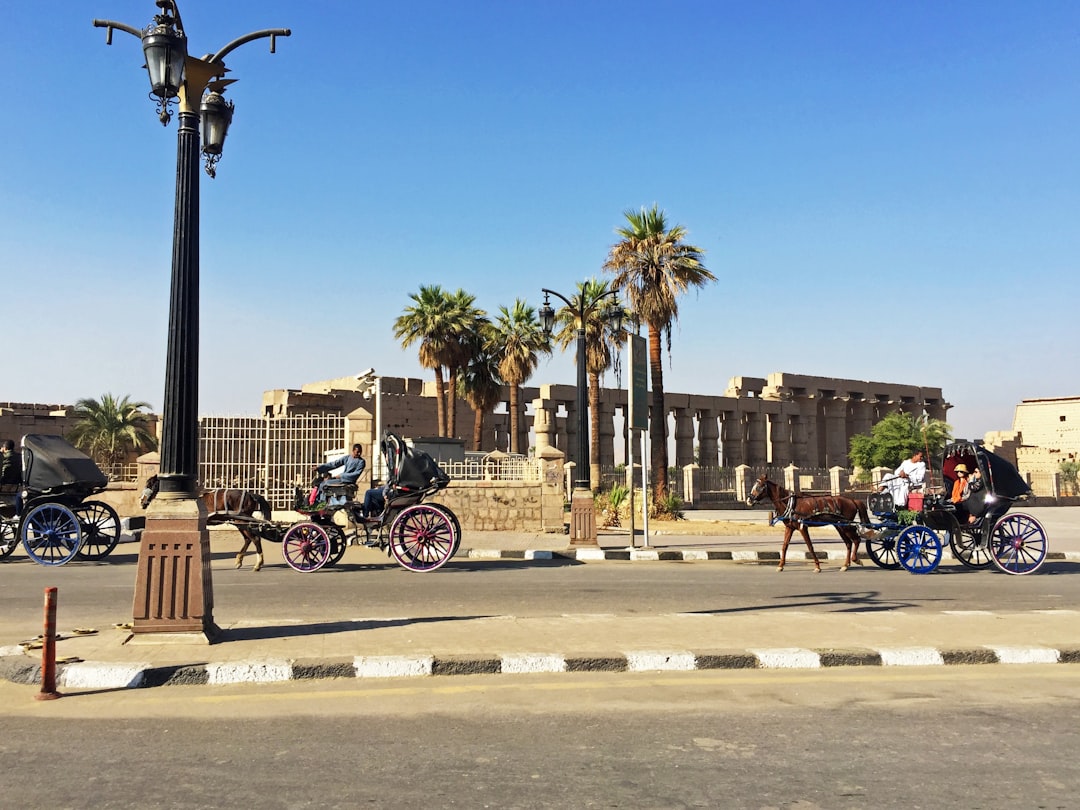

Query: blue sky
[[2, 0, 1078, 443]]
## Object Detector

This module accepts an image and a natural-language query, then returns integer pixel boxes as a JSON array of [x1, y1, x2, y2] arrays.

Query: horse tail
[[253, 492, 273, 522], [856, 498, 870, 526]]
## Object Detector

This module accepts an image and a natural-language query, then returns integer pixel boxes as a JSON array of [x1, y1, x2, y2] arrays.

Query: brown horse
[[747, 475, 870, 572], [141, 475, 273, 571]]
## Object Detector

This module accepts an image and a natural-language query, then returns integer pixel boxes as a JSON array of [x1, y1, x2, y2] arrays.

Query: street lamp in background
[[539, 287, 622, 545], [94, 1, 289, 637], [356, 370, 383, 482]]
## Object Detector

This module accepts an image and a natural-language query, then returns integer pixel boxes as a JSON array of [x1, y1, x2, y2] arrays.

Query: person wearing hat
[[950, 463, 982, 523]]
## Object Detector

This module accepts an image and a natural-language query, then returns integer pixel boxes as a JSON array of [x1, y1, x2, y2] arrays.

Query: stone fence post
[[682, 463, 700, 506], [784, 464, 799, 493], [829, 466, 849, 495], [734, 465, 753, 502]]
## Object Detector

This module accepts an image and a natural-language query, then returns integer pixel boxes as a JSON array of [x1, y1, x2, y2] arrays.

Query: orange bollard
[[35, 587, 61, 701]]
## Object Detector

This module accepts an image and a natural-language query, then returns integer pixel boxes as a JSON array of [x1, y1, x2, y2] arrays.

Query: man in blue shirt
[[313, 443, 366, 504]]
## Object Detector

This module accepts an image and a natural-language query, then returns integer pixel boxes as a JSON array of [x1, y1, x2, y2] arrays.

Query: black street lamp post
[[539, 287, 621, 545], [94, 1, 289, 636]]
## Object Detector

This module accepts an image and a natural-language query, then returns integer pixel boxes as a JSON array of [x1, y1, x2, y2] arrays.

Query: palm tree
[[603, 204, 714, 502], [443, 290, 486, 440], [67, 393, 158, 469], [394, 285, 468, 438], [549, 279, 626, 491], [458, 321, 504, 451], [490, 299, 550, 454]]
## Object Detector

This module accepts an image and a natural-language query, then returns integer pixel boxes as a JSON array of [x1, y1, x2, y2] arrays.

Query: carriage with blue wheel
[[0, 434, 122, 565], [862, 440, 1047, 575], [279, 432, 460, 573]]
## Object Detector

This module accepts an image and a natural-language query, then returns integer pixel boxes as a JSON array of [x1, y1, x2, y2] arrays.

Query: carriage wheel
[[896, 526, 942, 574], [282, 522, 332, 572], [864, 528, 902, 570], [325, 525, 348, 567], [388, 504, 456, 572], [20, 503, 83, 566], [427, 504, 462, 555], [73, 501, 121, 560], [989, 513, 1047, 575], [948, 528, 993, 568], [0, 520, 17, 559]]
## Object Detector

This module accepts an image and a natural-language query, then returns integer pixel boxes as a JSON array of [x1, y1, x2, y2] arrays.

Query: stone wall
[[429, 480, 565, 533]]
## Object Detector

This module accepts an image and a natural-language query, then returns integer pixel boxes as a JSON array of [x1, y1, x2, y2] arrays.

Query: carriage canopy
[[21, 434, 109, 493], [381, 432, 450, 492], [941, 441, 1030, 499]]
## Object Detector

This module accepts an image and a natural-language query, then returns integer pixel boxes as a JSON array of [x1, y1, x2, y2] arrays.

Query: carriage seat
[[866, 492, 896, 516], [322, 480, 357, 499]]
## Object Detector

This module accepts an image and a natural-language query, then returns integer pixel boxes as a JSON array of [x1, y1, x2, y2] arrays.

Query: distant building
[[986, 396, 1080, 477]]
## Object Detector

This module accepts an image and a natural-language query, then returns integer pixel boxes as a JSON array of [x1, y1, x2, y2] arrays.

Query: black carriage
[[862, 440, 1047, 575], [0, 434, 122, 566], [279, 432, 460, 573]]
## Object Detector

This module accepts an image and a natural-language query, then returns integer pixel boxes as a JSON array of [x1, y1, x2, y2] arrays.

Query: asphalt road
[[1, 547, 1078, 637], [1, 666, 1078, 808]]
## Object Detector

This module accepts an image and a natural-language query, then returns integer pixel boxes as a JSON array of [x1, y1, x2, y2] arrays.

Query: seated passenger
[[361, 483, 388, 518], [311, 444, 366, 505], [950, 464, 983, 524], [0, 439, 23, 516]]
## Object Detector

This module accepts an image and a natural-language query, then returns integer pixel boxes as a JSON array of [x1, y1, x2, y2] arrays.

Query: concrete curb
[[459, 548, 1080, 563], [2, 645, 1078, 690]]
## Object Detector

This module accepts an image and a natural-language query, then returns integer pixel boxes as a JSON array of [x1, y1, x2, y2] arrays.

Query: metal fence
[[198, 414, 347, 509], [440, 453, 543, 482], [99, 463, 140, 483]]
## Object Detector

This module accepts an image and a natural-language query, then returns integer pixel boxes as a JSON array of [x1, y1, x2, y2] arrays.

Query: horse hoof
[[234, 556, 243, 569], [776, 565, 785, 572], [839, 565, 849, 572], [813, 568, 822, 574]]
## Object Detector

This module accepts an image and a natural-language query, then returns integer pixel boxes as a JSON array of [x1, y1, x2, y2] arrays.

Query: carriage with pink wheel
[[278, 432, 460, 573]]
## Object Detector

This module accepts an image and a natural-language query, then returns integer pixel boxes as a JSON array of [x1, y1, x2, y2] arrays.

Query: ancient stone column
[[674, 407, 696, 468], [697, 410, 719, 467]]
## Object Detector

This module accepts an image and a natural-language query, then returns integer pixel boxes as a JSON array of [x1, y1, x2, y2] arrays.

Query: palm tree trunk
[[647, 322, 668, 501], [588, 369, 602, 492], [447, 367, 458, 439], [508, 384, 520, 454], [434, 367, 448, 438], [474, 412, 484, 451]]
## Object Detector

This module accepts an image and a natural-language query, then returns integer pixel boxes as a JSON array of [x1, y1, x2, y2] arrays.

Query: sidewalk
[[2, 507, 1078, 691]]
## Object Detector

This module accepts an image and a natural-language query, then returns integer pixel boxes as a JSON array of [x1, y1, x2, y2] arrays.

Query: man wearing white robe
[[883, 450, 926, 508]]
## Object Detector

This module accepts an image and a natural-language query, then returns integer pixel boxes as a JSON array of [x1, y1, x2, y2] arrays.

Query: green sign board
[[628, 334, 648, 431]]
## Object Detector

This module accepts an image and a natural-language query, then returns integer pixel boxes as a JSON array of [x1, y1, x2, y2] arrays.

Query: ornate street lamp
[[94, 1, 289, 637], [539, 286, 622, 545]]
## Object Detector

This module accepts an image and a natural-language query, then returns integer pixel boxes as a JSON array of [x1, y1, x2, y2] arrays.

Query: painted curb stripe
[[354, 655, 434, 678], [501, 653, 567, 674], [625, 651, 696, 672], [59, 661, 148, 689], [206, 659, 292, 685], [752, 648, 822, 669], [991, 646, 1060, 664], [878, 647, 945, 666]]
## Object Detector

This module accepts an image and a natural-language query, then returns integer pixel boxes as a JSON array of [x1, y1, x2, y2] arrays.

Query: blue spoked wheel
[[896, 526, 942, 574], [864, 527, 902, 570], [0, 520, 17, 559], [20, 503, 83, 566], [282, 522, 332, 572], [989, 513, 1047, 575], [388, 504, 457, 572]]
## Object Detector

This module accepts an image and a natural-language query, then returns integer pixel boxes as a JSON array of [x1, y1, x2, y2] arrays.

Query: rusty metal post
[[36, 587, 61, 701]]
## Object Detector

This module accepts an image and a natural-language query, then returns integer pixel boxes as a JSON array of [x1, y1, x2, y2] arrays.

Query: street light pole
[[539, 286, 621, 545], [94, 2, 289, 637]]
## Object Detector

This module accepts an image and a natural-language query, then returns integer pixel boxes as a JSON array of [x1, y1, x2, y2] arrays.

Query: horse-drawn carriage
[[0, 434, 122, 565], [750, 440, 1047, 575], [280, 432, 459, 573], [862, 440, 1047, 575], [141, 432, 459, 573]]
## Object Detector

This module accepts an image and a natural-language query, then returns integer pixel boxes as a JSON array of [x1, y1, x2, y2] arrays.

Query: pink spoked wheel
[[989, 513, 1047, 575], [388, 504, 457, 572], [282, 522, 333, 572]]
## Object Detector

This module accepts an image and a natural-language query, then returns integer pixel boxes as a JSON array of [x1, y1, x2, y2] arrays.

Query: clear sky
[[3, 0, 1078, 443]]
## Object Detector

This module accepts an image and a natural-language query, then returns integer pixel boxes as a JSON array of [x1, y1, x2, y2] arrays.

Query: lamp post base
[[569, 486, 598, 546], [132, 495, 216, 637]]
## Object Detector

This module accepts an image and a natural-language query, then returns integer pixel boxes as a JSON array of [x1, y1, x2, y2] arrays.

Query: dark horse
[[747, 476, 870, 572], [141, 475, 273, 571]]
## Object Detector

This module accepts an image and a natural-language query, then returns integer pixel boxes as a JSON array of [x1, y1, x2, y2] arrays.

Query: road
[[1, 666, 1078, 808], [1, 546, 1079, 634]]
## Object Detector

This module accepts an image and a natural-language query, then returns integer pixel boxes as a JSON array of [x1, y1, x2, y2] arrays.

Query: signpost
[[627, 335, 649, 546]]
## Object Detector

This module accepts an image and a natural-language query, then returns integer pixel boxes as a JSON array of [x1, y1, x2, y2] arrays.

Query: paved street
[[2, 510, 1079, 689]]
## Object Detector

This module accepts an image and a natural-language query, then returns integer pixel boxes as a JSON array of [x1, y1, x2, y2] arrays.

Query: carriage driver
[[881, 450, 926, 508], [0, 439, 23, 515], [312, 443, 366, 504]]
